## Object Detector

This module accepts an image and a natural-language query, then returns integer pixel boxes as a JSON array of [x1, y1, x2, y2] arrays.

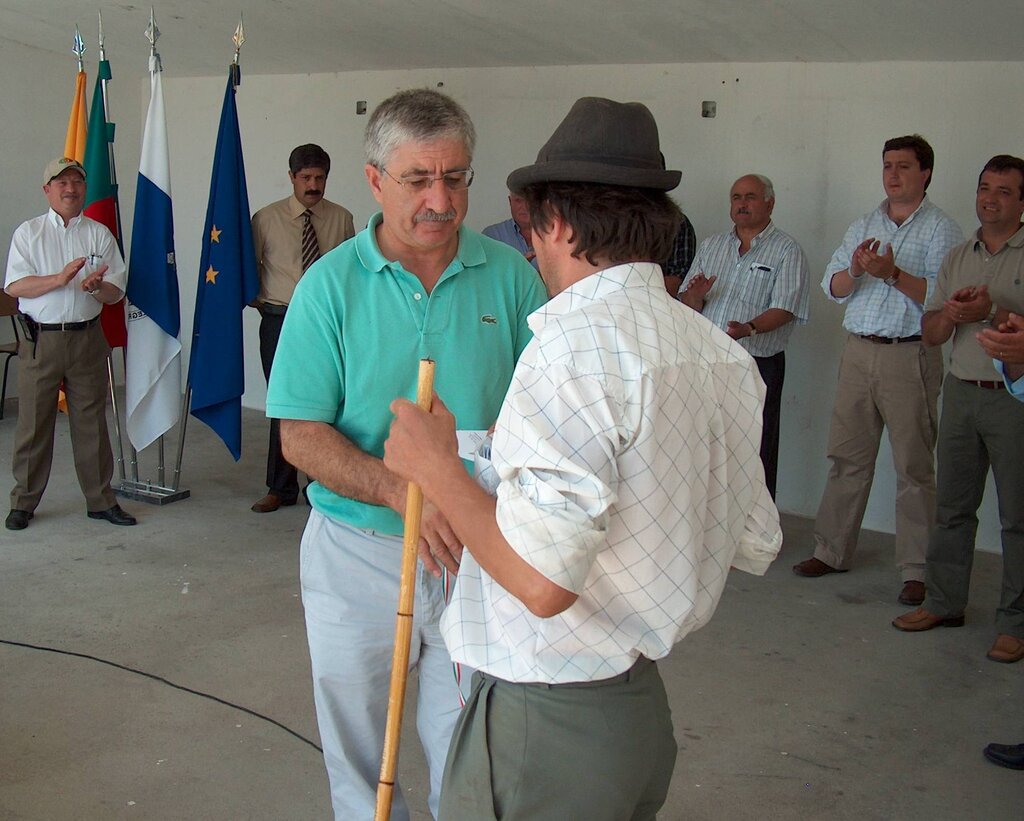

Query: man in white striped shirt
[[385, 97, 781, 821], [680, 174, 810, 498]]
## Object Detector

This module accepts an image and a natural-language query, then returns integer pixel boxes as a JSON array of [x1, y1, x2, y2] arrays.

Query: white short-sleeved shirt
[[5, 209, 126, 323]]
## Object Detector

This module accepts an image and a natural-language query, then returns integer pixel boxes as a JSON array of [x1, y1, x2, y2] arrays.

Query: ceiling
[[3, 1, 1022, 81]]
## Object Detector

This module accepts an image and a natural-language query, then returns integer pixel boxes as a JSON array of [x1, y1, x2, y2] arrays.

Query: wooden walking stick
[[375, 358, 436, 821]]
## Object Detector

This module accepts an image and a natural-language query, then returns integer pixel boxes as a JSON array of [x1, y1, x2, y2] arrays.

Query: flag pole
[[95, 12, 131, 486]]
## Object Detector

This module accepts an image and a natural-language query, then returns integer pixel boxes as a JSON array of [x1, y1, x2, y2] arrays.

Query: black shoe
[[983, 742, 1024, 770], [5, 509, 33, 530], [87, 504, 137, 526]]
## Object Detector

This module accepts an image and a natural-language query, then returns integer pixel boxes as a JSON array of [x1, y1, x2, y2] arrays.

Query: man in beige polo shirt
[[893, 154, 1024, 665], [250, 144, 354, 513]]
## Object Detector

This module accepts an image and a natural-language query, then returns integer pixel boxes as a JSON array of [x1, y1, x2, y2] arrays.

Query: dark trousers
[[259, 309, 299, 502], [754, 351, 785, 500]]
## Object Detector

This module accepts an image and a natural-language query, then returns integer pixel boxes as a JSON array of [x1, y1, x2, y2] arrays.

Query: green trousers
[[439, 657, 677, 821]]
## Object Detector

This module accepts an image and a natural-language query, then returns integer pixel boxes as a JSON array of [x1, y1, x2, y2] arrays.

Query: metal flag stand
[[113, 8, 189, 505]]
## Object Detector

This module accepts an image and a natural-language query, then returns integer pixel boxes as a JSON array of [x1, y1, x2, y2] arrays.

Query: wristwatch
[[884, 268, 901, 287], [747, 320, 759, 337]]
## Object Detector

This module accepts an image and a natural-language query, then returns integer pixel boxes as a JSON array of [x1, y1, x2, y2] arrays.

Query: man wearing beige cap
[[3, 157, 135, 530], [385, 97, 781, 820]]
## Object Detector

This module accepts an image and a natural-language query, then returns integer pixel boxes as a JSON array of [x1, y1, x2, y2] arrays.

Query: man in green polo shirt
[[265, 88, 545, 821]]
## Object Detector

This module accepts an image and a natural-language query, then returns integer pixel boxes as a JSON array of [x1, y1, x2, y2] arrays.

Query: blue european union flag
[[188, 66, 258, 460]]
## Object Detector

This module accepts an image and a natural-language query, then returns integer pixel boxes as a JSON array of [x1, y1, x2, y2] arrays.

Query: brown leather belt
[[857, 334, 922, 344], [959, 378, 1005, 390]]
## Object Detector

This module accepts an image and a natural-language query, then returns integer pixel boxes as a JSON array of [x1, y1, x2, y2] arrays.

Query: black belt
[[36, 316, 99, 332], [260, 303, 288, 316], [857, 333, 922, 345]]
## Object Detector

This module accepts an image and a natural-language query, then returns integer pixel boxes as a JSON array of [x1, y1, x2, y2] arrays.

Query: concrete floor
[[1, 404, 1020, 820]]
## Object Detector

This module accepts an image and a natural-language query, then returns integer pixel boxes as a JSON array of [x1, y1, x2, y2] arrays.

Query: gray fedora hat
[[507, 97, 680, 192]]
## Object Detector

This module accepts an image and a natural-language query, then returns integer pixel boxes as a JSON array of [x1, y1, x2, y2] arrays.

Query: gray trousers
[[439, 657, 677, 821], [924, 376, 1024, 636], [813, 334, 942, 580], [300, 511, 463, 821], [10, 322, 115, 513]]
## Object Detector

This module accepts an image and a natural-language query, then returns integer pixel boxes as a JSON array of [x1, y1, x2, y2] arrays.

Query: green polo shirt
[[266, 212, 547, 534]]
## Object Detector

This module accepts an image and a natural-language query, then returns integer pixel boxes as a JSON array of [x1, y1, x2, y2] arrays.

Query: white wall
[[5, 57, 1021, 551]]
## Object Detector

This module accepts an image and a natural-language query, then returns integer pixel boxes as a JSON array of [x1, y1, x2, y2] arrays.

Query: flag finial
[[145, 7, 161, 59], [72, 24, 86, 71], [232, 14, 245, 65], [97, 11, 105, 58]]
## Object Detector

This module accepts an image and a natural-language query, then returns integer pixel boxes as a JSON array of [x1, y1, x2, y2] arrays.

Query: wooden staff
[[375, 358, 436, 821]]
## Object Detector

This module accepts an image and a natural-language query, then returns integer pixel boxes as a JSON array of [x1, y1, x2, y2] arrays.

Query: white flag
[[126, 54, 182, 452]]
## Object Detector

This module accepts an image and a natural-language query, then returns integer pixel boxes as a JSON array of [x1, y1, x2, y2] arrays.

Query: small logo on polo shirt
[[480, 314, 498, 325]]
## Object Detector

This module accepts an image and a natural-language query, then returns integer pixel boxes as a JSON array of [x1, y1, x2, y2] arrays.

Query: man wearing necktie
[[250, 144, 355, 513]]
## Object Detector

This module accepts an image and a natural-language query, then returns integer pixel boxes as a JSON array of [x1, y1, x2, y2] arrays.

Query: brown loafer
[[892, 607, 965, 632], [792, 557, 847, 577], [987, 634, 1024, 664], [898, 580, 926, 606], [251, 493, 297, 513]]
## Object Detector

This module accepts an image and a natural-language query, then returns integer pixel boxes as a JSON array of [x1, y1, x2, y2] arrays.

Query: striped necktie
[[301, 209, 321, 272]]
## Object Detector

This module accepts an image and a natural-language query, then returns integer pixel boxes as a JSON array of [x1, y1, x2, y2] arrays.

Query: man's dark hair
[[883, 134, 934, 190], [979, 154, 1024, 200], [519, 182, 682, 267], [289, 143, 331, 176]]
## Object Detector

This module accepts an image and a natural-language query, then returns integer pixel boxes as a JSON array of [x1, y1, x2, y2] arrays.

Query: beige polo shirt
[[927, 225, 1024, 380]]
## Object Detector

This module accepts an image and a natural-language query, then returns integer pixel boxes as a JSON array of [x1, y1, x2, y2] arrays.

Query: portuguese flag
[[64, 70, 88, 161], [83, 58, 128, 348]]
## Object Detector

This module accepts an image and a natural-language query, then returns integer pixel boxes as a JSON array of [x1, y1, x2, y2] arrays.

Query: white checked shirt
[[685, 222, 810, 357], [441, 262, 782, 684], [821, 197, 963, 338]]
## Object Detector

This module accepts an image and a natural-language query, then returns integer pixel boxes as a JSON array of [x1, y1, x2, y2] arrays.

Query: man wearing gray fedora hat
[[385, 97, 781, 820]]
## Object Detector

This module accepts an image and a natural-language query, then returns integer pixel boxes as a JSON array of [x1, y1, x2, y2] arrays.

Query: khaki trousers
[[813, 334, 942, 580], [10, 322, 116, 512]]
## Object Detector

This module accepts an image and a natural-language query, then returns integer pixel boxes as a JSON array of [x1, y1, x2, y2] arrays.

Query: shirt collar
[[288, 195, 328, 219], [47, 208, 82, 229], [731, 221, 776, 246], [528, 261, 661, 333], [354, 211, 485, 275], [970, 222, 1024, 252], [878, 195, 931, 227]]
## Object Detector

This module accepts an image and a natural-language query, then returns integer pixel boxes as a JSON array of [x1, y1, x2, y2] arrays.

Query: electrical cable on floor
[[0, 638, 322, 753]]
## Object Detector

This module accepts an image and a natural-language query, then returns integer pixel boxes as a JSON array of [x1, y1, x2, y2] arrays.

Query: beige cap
[[43, 157, 86, 186]]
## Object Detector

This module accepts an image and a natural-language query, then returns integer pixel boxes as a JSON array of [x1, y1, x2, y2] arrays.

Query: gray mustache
[[415, 209, 457, 224]]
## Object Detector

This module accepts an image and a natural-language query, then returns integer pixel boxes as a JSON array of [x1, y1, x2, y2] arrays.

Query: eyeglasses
[[382, 166, 474, 192]]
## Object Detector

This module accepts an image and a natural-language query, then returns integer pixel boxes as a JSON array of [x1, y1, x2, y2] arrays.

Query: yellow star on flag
[[206, 265, 219, 284], [210, 225, 222, 243]]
